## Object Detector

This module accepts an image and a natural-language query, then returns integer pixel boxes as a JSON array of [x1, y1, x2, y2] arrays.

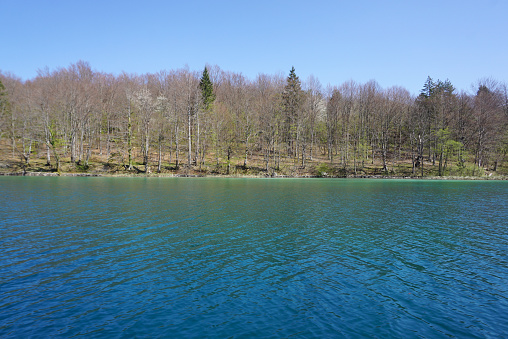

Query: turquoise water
[[1, 177, 507, 337]]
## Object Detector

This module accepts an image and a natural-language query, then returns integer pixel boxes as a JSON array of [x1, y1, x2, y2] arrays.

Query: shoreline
[[1, 171, 507, 180]]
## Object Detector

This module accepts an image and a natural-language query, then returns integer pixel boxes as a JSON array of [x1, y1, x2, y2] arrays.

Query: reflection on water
[[1, 177, 508, 337]]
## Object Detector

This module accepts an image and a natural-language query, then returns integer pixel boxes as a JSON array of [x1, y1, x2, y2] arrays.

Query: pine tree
[[421, 76, 435, 98], [282, 66, 303, 156], [199, 67, 215, 110], [441, 79, 455, 94]]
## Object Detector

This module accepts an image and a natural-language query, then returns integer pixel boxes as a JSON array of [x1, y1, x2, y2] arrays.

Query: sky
[[1, 0, 507, 95]]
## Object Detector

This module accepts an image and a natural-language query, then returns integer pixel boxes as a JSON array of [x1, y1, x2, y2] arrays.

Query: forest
[[0, 61, 507, 177]]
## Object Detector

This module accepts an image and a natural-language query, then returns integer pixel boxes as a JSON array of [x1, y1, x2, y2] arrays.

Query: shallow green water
[[1, 177, 507, 337]]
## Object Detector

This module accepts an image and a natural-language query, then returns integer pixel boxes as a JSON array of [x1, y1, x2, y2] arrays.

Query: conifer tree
[[199, 67, 215, 110], [196, 67, 215, 168], [421, 76, 435, 98], [282, 66, 303, 156]]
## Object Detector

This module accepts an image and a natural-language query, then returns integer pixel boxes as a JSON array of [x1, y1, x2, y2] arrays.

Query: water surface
[[1, 177, 507, 337]]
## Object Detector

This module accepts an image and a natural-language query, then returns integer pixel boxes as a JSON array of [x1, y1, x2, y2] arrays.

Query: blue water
[[1, 177, 508, 338]]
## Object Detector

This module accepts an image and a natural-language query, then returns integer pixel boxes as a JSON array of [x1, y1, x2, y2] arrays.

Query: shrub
[[315, 163, 334, 177]]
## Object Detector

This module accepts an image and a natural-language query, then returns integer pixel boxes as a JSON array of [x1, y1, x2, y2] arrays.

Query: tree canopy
[[0, 64, 506, 177]]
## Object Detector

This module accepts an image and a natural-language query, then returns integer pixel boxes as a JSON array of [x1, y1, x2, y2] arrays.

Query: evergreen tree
[[440, 79, 455, 94], [282, 66, 303, 155], [283, 67, 302, 108], [421, 76, 435, 98], [199, 67, 215, 110]]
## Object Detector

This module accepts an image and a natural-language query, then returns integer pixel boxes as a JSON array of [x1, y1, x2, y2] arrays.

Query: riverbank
[[1, 170, 507, 180], [1, 144, 507, 180]]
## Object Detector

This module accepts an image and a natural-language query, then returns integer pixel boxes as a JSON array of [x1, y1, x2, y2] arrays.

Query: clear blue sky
[[1, 0, 506, 95]]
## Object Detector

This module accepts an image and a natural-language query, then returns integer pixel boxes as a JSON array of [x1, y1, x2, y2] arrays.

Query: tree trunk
[[144, 125, 150, 172], [127, 103, 133, 170], [187, 107, 192, 168], [158, 135, 163, 173], [46, 143, 51, 165], [195, 111, 200, 165], [438, 146, 444, 176]]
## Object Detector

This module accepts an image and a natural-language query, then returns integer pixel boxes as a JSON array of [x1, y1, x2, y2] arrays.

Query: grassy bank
[[1, 139, 507, 179]]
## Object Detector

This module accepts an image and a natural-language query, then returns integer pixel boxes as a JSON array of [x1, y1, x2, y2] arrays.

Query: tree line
[[1, 61, 507, 176]]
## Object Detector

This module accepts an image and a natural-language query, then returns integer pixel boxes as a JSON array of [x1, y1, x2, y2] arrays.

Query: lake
[[1, 177, 507, 337]]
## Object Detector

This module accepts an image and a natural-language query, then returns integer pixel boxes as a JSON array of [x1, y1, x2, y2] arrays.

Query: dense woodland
[[0, 61, 507, 177]]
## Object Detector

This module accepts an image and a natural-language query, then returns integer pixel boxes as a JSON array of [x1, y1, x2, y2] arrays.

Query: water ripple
[[1, 178, 508, 337]]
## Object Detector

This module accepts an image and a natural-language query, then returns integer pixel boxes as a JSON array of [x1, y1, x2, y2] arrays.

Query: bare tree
[[133, 85, 155, 173], [472, 79, 506, 172], [303, 75, 324, 163]]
